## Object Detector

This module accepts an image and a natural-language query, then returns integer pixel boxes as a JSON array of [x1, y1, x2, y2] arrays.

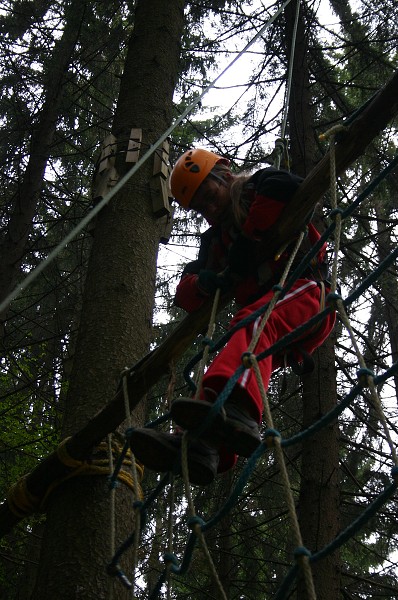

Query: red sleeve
[[242, 194, 286, 240], [308, 222, 328, 263], [174, 273, 210, 313]]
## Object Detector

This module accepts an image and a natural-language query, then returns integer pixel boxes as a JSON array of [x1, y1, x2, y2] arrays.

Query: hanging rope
[[274, 0, 301, 170]]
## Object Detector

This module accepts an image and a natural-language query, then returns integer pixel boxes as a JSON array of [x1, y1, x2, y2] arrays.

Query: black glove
[[197, 270, 232, 295], [228, 235, 256, 277]]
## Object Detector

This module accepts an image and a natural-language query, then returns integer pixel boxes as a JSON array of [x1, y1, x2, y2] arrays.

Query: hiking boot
[[170, 396, 261, 458], [129, 428, 219, 486]]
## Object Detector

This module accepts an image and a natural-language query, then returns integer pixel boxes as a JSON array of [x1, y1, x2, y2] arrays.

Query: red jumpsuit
[[175, 168, 336, 470]]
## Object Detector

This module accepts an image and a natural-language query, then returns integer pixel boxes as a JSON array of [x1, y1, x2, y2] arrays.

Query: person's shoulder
[[250, 167, 303, 199], [254, 166, 302, 183]]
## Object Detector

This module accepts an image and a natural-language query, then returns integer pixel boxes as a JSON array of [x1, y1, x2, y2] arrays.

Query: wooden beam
[[1, 70, 398, 537], [264, 69, 398, 256]]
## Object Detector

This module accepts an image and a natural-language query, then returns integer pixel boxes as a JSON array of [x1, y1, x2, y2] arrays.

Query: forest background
[[0, 0, 397, 598]]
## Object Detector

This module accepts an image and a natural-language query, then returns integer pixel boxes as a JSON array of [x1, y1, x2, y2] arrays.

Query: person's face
[[190, 174, 231, 225]]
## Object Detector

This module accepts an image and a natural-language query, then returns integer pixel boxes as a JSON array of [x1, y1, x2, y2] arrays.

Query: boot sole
[[129, 429, 216, 486], [171, 399, 261, 458]]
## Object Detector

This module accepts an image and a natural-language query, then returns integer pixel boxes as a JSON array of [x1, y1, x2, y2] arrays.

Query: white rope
[[0, 0, 294, 317], [275, 0, 301, 169], [280, 0, 301, 142]]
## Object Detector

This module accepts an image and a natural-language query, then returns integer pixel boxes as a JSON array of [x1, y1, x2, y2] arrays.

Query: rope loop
[[7, 476, 41, 518], [319, 123, 346, 141], [57, 437, 83, 469]]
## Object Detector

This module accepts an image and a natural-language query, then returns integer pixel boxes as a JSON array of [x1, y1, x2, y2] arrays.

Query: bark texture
[[31, 1, 185, 598], [284, 3, 341, 597]]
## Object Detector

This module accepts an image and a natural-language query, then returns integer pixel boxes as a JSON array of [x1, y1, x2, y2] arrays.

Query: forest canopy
[[0, 0, 397, 598]]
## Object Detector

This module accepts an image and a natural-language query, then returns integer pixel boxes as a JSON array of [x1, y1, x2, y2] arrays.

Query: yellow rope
[[233, 212, 325, 595], [7, 476, 41, 518], [57, 436, 84, 468], [7, 438, 144, 518]]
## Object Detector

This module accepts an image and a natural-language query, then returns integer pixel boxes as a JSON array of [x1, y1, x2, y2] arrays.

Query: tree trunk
[[31, 1, 185, 599], [374, 194, 398, 404], [283, 3, 341, 597], [299, 337, 341, 599]]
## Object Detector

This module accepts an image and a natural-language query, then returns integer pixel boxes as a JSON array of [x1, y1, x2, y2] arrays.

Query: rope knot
[[242, 351, 255, 369], [357, 367, 375, 387], [326, 291, 342, 309], [272, 284, 283, 293], [188, 516, 205, 531], [294, 546, 312, 564], [264, 428, 281, 448], [124, 427, 134, 441], [201, 336, 215, 350], [164, 552, 179, 567], [329, 207, 344, 220]]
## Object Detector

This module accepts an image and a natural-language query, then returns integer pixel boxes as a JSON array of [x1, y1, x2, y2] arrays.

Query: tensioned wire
[[274, 0, 300, 170], [0, 0, 294, 318]]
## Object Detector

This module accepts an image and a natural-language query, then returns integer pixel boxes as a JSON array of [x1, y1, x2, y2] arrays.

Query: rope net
[[107, 148, 398, 598]]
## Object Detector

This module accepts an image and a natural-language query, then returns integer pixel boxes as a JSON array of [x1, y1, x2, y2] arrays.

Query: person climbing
[[130, 148, 336, 485]]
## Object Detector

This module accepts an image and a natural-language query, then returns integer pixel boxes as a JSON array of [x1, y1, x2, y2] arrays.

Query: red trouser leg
[[201, 279, 336, 471]]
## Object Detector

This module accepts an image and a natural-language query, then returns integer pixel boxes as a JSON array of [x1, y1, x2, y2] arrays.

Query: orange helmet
[[170, 148, 230, 208]]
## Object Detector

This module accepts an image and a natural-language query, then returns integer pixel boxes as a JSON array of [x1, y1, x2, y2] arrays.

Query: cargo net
[[108, 144, 398, 598]]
